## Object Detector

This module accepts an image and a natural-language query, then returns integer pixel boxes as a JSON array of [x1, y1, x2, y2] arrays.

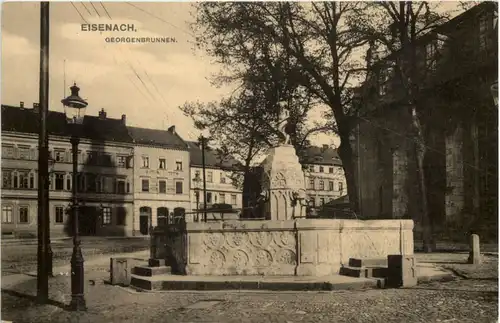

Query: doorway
[[139, 206, 151, 235]]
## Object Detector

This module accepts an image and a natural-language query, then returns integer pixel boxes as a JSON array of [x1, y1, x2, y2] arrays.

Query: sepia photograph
[[0, 1, 498, 322]]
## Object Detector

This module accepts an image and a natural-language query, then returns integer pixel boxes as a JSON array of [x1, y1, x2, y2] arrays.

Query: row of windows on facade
[[2, 144, 131, 168], [193, 170, 232, 185], [308, 165, 341, 174], [378, 14, 494, 97], [308, 178, 344, 192], [2, 169, 131, 194], [194, 191, 238, 205], [1, 205, 126, 226], [309, 196, 339, 207], [141, 178, 184, 195], [141, 156, 184, 171]]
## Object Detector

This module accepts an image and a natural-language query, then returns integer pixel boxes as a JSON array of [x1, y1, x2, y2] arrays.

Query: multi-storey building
[[1, 104, 135, 237], [355, 3, 497, 239], [186, 141, 243, 214], [301, 145, 347, 207], [127, 125, 191, 234]]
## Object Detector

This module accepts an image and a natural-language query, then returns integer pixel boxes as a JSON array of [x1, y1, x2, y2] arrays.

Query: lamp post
[[193, 175, 201, 222], [61, 83, 88, 311], [198, 135, 208, 222]]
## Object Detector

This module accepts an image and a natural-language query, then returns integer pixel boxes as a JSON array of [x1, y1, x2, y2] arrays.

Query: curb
[[1, 238, 71, 246]]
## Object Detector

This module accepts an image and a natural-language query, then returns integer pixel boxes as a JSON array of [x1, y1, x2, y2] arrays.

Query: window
[[2, 144, 15, 158], [78, 174, 85, 191], [54, 174, 64, 191], [117, 156, 127, 168], [142, 179, 149, 192], [102, 207, 111, 225], [117, 180, 126, 194], [206, 192, 212, 204], [220, 193, 226, 204], [54, 150, 65, 162], [175, 181, 183, 194], [207, 171, 213, 183], [329, 167, 334, 174], [126, 181, 131, 193], [100, 153, 112, 166], [319, 180, 325, 190], [158, 180, 167, 194], [19, 206, 29, 223], [19, 171, 29, 189], [18, 146, 30, 160], [220, 172, 226, 184], [116, 207, 126, 226], [231, 194, 237, 206], [30, 173, 35, 189], [320, 198, 325, 206], [142, 156, 149, 168], [309, 178, 315, 190], [2, 206, 13, 223], [319, 166, 324, 173], [338, 182, 344, 194], [194, 170, 201, 179], [159, 158, 166, 169], [96, 176, 102, 192], [309, 165, 315, 172], [2, 170, 12, 188], [87, 151, 97, 165], [86, 174, 96, 192], [55, 206, 64, 224], [479, 14, 490, 50], [329, 181, 334, 191], [176, 161, 183, 171], [425, 41, 437, 71], [103, 177, 115, 193], [66, 175, 71, 191]]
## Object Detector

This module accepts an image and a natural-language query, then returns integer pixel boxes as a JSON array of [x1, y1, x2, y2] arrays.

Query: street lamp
[[193, 175, 201, 222], [61, 82, 88, 311]]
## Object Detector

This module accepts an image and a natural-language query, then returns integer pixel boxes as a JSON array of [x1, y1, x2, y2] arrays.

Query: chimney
[[168, 125, 175, 134], [98, 108, 106, 120], [20, 101, 24, 108], [121, 114, 126, 125], [33, 103, 39, 113]]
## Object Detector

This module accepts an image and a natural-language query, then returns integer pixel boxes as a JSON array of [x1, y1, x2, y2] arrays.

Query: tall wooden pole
[[201, 137, 208, 222], [37, 1, 50, 304]]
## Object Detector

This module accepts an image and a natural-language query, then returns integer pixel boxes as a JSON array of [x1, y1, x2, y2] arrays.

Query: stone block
[[349, 258, 388, 268], [110, 257, 144, 286], [468, 234, 482, 265], [386, 255, 417, 288]]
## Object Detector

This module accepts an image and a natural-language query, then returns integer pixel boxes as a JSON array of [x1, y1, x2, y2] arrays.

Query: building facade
[[355, 3, 498, 239], [1, 105, 135, 237], [186, 141, 243, 218], [128, 125, 191, 234], [302, 145, 347, 207]]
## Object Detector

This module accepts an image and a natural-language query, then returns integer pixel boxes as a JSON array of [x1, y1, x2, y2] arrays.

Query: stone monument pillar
[[260, 109, 306, 220]]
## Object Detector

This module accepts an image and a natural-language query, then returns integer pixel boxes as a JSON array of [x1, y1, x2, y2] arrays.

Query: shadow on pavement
[[1, 288, 68, 311]]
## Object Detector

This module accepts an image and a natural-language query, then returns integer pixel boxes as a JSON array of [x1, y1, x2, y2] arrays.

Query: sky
[[1, 1, 464, 146]]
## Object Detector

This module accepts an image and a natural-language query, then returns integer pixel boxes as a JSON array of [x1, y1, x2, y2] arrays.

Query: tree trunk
[[337, 131, 360, 215], [411, 105, 433, 253]]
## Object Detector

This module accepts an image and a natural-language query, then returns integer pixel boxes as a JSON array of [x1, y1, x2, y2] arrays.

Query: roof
[[186, 141, 242, 170], [127, 126, 188, 150], [1, 105, 133, 143], [301, 146, 343, 166]]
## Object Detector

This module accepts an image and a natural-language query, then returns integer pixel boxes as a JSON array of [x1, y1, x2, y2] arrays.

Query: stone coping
[[165, 219, 415, 233]]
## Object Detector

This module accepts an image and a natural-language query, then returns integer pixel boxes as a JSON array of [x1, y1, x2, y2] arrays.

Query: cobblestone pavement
[[2, 256, 498, 323], [1, 237, 149, 277]]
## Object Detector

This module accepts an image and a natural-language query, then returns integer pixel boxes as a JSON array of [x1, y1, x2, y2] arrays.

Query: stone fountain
[[148, 108, 414, 277]]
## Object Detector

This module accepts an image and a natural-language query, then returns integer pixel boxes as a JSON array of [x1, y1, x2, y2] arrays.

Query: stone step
[[339, 266, 388, 279], [148, 258, 168, 267], [132, 265, 172, 277], [348, 258, 388, 268], [129, 274, 383, 292]]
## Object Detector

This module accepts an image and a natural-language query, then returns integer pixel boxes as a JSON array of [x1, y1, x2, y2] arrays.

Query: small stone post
[[467, 233, 482, 265]]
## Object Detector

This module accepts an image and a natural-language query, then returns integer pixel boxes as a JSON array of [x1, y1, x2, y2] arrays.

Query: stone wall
[[154, 219, 414, 276]]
